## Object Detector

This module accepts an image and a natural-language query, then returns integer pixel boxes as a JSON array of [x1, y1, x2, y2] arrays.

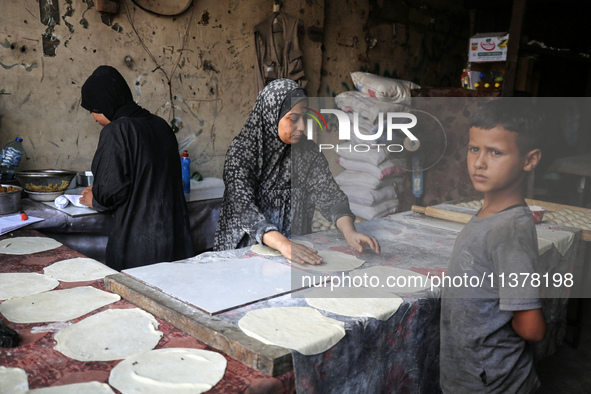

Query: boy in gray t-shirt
[[440, 99, 546, 394]]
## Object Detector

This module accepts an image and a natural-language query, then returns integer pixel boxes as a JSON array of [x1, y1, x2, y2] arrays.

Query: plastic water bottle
[[181, 150, 191, 193], [0, 137, 25, 181]]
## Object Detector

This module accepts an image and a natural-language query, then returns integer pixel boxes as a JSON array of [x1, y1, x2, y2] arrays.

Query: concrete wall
[[0, 0, 467, 181]]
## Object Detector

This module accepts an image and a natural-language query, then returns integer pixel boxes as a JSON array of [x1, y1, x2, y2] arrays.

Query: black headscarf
[[81, 65, 149, 121]]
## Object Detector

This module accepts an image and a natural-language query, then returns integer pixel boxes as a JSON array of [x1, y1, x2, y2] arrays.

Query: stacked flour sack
[[333, 72, 420, 220]]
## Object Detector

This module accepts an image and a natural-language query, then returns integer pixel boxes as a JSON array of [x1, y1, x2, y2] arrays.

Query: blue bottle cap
[[15, 137, 23, 142]]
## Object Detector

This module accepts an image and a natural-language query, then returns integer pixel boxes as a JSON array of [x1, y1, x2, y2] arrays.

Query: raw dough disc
[[54, 308, 162, 361], [305, 286, 403, 321], [0, 273, 59, 300], [350, 266, 431, 294], [0, 237, 62, 255], [251, 244, 282, 256], [28, 382, 115, 393], [292, 240, 314, 249], [43, 258, 118, 282], [292, 250, 365, 272], [238, 306, 345, 355], [109, 348, 227, 394], [0, 286, 120, 323], [0, 366, 29, 393], [251, 241, 314, 256]]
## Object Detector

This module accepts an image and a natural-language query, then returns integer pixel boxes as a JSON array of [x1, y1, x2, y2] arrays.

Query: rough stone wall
[[0, 0, 468, 183], [0, 0, 324, 177]]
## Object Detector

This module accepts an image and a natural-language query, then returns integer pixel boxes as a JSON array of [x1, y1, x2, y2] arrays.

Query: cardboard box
[[469, 33, 509, 62]]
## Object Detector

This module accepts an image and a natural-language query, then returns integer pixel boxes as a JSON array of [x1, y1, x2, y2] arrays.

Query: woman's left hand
[[344, 231, 381, 254], [79, 186, 94, 208]]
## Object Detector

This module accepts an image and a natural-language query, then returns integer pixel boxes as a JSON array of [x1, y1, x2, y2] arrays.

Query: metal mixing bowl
[[15, 170, 77, 193], [26, 190, 65, 202], [0, 184, 22, 214], [76, 171, 94, 187]]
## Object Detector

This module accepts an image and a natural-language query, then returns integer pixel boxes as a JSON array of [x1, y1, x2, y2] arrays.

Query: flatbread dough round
[[0, 366, 29, 393], [0, 237, 62, 255], [0, 286, 120, 323], [251, 241, 315, 256], [43, 258, 118, 282], [305, 286, 404, 321], [28, 382, 115, 393], [350, 266, 431, 294], [109, 348, 227, 394], [54, 308, 162, 361], [292, 241, 314, 248], [250, 244, 283, 256], [293, 250, 365, 272], [238, 307, 345, 355], [0, 273, 59, 300]]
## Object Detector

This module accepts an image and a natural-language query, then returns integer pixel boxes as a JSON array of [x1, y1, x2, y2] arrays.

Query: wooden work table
[[106, 210, 579, 392], [0, 229, 294, 393]]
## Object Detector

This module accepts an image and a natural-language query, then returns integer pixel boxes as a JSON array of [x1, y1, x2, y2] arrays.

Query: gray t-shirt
[[440, 205, 542, 394]]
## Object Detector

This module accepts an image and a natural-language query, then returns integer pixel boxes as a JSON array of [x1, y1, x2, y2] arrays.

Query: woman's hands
[[262, 231, 322, 265], [260, 216, 381, 266]]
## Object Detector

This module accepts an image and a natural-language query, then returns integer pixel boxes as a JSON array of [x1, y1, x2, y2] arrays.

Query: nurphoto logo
[[303, 107, 419, 153]]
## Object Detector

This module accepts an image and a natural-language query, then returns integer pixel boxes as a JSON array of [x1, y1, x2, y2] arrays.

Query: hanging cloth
[[254, 12, 307, 93]]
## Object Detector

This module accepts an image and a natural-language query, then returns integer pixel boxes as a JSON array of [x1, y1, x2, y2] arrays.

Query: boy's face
[[467, 126, 533, 196]]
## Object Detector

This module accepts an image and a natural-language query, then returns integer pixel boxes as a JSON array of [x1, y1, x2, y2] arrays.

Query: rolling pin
[[411, 205, 473, 224]]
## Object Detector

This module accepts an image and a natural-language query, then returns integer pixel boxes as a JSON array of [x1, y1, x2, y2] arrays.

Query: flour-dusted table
[[0, 229, 294, 393]]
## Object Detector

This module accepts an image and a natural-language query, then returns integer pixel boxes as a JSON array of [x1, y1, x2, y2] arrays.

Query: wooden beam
[[104, 273, 293, 377], [502, 0, 527, 97]]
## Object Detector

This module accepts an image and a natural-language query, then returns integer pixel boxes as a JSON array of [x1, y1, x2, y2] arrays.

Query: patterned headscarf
[[214, 79, 307, 250], [231, 79, 305, 187]]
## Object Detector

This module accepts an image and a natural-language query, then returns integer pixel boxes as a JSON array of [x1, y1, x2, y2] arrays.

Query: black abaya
[[82, 66, 194, 270]]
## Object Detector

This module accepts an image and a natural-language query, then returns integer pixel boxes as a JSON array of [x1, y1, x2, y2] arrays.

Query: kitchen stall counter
[[18, 186, 223, 263]]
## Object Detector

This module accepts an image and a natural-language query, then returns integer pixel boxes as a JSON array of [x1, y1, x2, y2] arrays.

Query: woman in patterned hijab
[[214, 79, 380, 265]]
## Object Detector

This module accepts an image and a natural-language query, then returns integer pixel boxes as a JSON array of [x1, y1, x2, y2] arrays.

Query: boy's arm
[[512, 308, 546, 342]]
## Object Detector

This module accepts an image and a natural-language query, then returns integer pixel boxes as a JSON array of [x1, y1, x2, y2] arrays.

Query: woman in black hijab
[[214, 79, 380, 264], [80, 65, 194, 270]]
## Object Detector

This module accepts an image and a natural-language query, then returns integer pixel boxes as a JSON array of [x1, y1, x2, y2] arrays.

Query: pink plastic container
[[529, 205, 546, 223]]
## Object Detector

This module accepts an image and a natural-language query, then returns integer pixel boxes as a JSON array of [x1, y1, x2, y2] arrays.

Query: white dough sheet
[[238, 306, 346, 355], [123, 257, 311, 314], [0, 286, 120, 323], [0, 237, 62, 255], [109, 348, 227, 394], [304, 286, 404, 321], [43, 258, 117, 282], [54, 308, 162, 362], [0, 273, 59, 300]]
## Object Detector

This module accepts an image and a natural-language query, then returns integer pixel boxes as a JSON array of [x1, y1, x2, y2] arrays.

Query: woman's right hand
[[285, 241, 323, 266], [263, 231, 323, 265]]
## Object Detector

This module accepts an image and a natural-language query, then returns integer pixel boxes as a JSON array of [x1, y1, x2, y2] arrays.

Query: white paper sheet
[[0, 214, 44, 236]]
